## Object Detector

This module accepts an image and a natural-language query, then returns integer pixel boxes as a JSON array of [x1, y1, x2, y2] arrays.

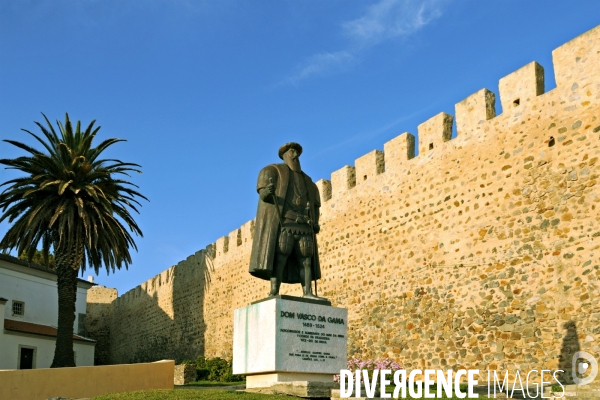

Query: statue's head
[[279, 142, 302, 172], [278, 142, 302, 159]]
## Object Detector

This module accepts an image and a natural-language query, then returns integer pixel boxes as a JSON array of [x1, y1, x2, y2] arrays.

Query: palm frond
[[0, 113, 147, 275]]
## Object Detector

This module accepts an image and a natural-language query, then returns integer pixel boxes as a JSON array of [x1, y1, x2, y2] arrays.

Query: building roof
[[4, 318, 96, 344], [0, 253, 94, 287]]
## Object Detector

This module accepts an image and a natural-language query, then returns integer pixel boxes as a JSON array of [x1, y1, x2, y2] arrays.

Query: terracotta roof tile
[[4, 319, 95, 343]]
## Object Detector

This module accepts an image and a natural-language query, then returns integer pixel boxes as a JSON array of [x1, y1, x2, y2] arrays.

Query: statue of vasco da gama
[[248, 142, 326, 301]]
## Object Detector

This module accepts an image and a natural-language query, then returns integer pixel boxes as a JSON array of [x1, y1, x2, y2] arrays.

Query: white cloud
[[284, 51, 353, 85], [281, 0, 446, 85], [343, 0, 444, 45]]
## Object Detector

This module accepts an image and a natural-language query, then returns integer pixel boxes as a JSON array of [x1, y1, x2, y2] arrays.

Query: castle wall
[[86, 286, 117, 365], [88, 25, 600, 374]]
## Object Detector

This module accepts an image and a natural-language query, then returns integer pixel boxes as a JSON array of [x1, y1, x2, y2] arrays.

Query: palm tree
[[0, 113, 147, 367]]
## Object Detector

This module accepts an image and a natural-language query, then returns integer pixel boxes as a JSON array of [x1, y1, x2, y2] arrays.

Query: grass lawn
[[93, 388, 495, 399], [184, 380, 245, 387], [93, 389, 302, 400], [93, 381, 498, 399]]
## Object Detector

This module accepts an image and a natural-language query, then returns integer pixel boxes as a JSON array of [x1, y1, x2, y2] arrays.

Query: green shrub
[[197, 368, 210, 381], [551, 384, 563, 393], [193, 356, 243, 382]]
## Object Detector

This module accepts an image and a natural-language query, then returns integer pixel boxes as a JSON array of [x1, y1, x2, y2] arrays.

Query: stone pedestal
[[233, 295, 347, 397]]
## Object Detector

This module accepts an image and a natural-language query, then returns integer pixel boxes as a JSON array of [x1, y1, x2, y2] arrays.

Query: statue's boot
[[303, 290, 328, 301], [269, 278, 280, 297]]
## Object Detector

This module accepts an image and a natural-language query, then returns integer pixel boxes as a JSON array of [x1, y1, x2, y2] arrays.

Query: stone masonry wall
[[86, 286, 117, 365], [88, 25, 600, 376]]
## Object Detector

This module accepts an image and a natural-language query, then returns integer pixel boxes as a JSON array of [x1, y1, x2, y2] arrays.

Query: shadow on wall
[[102, 246, 214, 364], [86, 298, 115, 366], [558, 320, 581, 384]]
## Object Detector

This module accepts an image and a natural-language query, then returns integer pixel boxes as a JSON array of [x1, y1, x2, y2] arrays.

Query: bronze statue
[[249, 142, 326, 300]]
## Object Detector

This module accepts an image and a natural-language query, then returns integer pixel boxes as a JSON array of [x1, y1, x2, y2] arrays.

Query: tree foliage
[[0, 113, 147, 367], [18, 249, 56, 269]]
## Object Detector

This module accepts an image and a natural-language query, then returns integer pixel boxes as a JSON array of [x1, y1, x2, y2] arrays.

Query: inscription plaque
[[233, 296, 347, 376]]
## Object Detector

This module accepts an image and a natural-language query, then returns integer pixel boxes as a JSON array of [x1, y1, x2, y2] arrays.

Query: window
[[513, 98, 520, 107], [12, 300, 24, 316], [78, 313, 86, 336]]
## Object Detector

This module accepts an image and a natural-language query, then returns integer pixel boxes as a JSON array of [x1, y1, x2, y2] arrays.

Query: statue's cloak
[[248, 163, 322, 283]]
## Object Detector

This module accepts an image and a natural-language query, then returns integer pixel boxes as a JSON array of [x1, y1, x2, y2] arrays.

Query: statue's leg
[[299, 256, 312, 295], [270, 253, 287, 296], [299, 256, 325, 300], [298, 234, 325, 300], [271, 229, 293, 296]]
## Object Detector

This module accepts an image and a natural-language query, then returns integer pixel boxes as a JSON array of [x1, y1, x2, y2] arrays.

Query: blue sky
[[1, 1, 598, 295]]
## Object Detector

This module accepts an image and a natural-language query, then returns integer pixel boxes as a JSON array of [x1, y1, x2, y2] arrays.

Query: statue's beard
[[286, 158, 301, 172]]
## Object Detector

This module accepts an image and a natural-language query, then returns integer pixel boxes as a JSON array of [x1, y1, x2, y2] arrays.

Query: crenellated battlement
[[214, 219, 254, 257], [454, 88, 496, 137], [552, 25, 600, 88], [316, 179, 332, 203], [355, 150, 385, 184], [382, 132, 415, 173], [330, 165, 356, 197], [113, 248, 215, 308], [199, 23, 599, 248], [215, 235, 229, 257], [499, 61, 544, 111]]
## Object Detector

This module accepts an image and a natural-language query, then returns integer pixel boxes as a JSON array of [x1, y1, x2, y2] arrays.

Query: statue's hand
[[313, 224, 320, 234], [265, 183, 275, 195], [259, 183, 276, 202]]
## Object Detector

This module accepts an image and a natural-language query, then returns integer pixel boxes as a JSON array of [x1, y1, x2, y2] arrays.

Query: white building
[[0, 254, 96, 369]]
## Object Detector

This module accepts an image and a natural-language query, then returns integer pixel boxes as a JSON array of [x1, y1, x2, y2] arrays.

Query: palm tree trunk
[[50, 248, 80, 368]]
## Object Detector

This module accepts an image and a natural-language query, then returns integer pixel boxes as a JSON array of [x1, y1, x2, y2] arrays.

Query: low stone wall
[[174, 363, 197, 385], [0, 360, 174, 400]]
